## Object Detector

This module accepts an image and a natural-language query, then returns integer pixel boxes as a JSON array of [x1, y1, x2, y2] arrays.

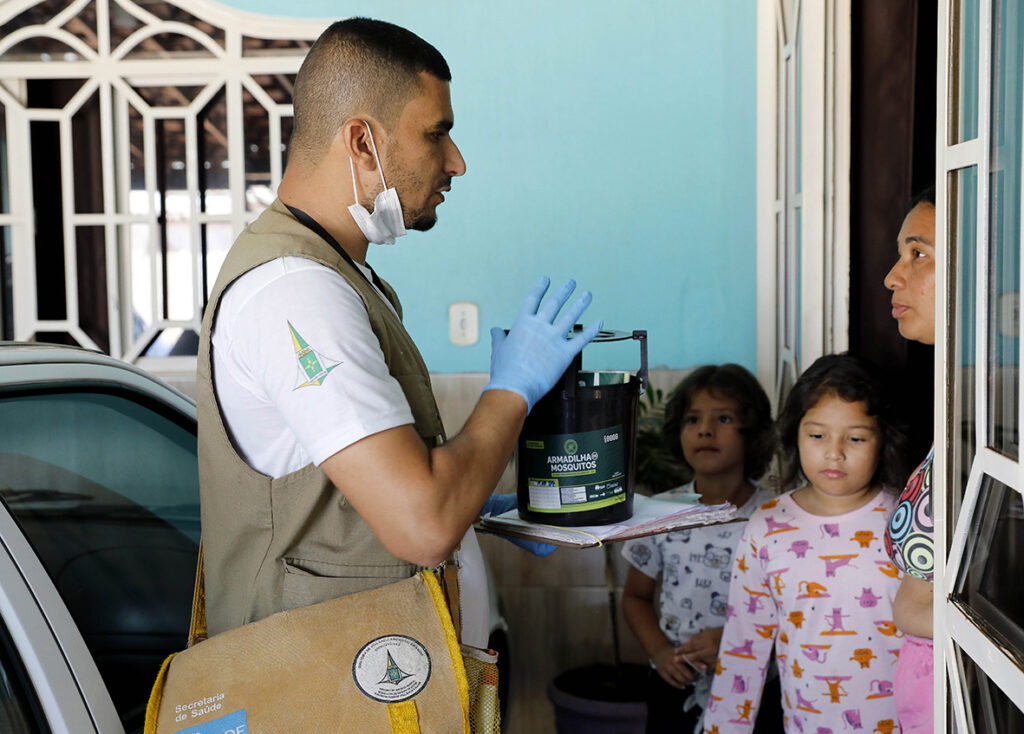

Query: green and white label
[[522, 426, 626, 513]]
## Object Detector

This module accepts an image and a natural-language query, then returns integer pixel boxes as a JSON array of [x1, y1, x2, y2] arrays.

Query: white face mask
[[347, 122, 407, 245]]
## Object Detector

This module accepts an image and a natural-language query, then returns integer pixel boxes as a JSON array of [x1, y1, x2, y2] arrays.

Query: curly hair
[[776, 353, 909, 491], [661, 364, 774, 481]]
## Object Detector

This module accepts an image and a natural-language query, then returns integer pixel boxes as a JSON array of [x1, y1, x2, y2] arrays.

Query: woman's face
[[884, 202, 936, 345]]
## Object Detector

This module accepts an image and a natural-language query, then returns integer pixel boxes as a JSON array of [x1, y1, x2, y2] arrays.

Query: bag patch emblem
[[352, 635, 431, 702]]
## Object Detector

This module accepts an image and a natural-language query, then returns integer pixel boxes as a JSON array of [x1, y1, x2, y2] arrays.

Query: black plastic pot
[[516, 330, 648, 527], [547, 663, 648, 734]]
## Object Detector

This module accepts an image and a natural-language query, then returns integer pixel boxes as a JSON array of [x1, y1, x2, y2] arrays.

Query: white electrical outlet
[[448, 302, 479, 346]]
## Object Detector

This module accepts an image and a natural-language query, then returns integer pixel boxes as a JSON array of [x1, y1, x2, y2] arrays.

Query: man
[[197, 18, 599, 645]]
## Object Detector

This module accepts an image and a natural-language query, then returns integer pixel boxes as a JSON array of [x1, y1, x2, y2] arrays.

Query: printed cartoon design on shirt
[[788, 539, 812, 558], [703, 491, 904, 734], [885, 447, 935, 581], [622, 482, 776, 721], [289, 321, 341, 388], [703, 544, 733, 570]]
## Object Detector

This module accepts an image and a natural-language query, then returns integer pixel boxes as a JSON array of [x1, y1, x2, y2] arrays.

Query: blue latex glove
[[483, 277, 602, 413], [481, 493, 558, 557]]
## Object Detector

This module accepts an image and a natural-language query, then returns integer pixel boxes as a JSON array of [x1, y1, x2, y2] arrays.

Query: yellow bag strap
[[188, 542, 207, 648], [386, 700, 421, 734], [422, 569, 471, 733]]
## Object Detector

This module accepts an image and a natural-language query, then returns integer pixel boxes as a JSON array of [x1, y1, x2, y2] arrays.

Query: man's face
[[378, 72, 467, 231]]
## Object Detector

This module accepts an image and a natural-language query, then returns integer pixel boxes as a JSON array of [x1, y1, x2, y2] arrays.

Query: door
[[937, 0, 1024, 731]]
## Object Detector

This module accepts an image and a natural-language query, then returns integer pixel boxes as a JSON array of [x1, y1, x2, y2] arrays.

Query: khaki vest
[[197, 199, 446, 636]]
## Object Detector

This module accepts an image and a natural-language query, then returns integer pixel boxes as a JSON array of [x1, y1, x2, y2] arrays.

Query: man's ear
[[337, 118, 380, 172]]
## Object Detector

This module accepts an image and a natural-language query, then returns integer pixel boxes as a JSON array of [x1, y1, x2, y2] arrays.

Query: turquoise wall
[[217, 0, 757, 373]]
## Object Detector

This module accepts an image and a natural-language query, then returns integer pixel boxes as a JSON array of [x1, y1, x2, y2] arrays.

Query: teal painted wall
[[216, 0, 757, 373]]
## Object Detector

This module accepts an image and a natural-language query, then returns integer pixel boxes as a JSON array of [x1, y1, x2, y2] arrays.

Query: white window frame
[[0, 0, 327, 377], [757, 0, 851, 409], [937, 0, 1024, 731]]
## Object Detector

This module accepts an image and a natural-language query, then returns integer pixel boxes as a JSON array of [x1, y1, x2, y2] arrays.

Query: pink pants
[[894, 634, 934, 733]]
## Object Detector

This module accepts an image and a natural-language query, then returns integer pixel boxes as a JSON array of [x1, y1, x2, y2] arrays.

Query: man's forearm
[[320, 389, 527, 566]]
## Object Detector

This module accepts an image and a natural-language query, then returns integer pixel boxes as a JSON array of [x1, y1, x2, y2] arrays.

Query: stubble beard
[[382, 150, 444, 232]]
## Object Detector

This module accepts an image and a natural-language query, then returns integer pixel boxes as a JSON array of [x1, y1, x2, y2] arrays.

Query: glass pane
[[109, 0, 144, 51], [26, 78, 88, 110], [127, 103, 147, 214], [203, 221, 232, 300], [0, 618, 50, 734], [953, 476, 1024, 653], [127, 222, 156, 342], [796, 28, 802, 192], [61, 0, 99, 53], [252, 73, 296, 105], [0, 38, 86, 63], [30, 120, 66, 321], [198, 87, 227, 205], [0, 389, 198, 730], [280, 115, 294, 173], [987, 0, 1023, 457], [783, 210, 791, 350], [242, 37, 311, 57], [164, 202, 193, 322], [132, 85, 207, 108], [0, 0, 71, 38], [0, 110, 6, 338], [136, 2, 225, 49], [796, 205, 802, 361], [71, 90, 102, 215], [156, 118, 195, 322], [951, 167, 979, 501], [122, 32, 215, 60], [957, 644, 1024, 732], [951, 0, 981, 142], [243, 88, 270, 213], [75, 226, 108, 354], [144, 327, 198, 357], [1, 227, 11, 340], [1, 102, 7, 213], [775, 28, 783, 203]]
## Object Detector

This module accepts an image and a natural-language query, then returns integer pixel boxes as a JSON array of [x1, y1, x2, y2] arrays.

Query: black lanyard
[[283, 203, 388, 295]]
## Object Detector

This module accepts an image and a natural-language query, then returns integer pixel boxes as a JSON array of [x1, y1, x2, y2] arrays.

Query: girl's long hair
[[776, 353, 910, 490]]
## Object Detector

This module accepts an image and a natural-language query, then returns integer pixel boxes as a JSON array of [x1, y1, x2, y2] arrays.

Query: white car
[[0, 343, 510, 733], [0, 342, 199, 733]]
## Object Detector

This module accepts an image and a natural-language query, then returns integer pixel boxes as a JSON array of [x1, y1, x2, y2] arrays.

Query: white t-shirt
[[212, 256, 413, 477], [621, 482, 776, 714], [212, 255, 490, 647]]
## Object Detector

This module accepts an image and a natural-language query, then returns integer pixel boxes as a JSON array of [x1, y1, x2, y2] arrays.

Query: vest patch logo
[[352, 635, 431, 703], [288, 321, 340, 388]]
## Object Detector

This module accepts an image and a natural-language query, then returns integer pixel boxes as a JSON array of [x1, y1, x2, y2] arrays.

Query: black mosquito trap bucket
[[516, 329, 648, 527]]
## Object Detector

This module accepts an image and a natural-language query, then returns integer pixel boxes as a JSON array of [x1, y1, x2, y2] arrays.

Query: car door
[[0, 501, 123, 733], [0, 354, 200, 734]]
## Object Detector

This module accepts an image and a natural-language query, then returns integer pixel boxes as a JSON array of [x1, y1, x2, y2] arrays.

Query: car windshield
[[0, 388, 199, 733]]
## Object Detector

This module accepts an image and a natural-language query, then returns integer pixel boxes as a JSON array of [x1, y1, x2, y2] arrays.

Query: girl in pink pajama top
[[704, 354, 910, 734]]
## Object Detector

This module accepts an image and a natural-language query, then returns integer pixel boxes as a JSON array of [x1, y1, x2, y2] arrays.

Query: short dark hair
[[291, 18, 451, 163], [776, 353, 909, 490], [661, 364, 774, 481], [908, 184, 935, 213]]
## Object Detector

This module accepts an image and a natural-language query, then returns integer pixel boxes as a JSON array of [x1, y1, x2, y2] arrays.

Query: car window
[[0, 616, 52, 734], [0, 388, 199, 733]]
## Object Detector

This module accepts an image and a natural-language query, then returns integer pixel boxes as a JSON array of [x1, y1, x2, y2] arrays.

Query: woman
[[882, 186, 936, 734]]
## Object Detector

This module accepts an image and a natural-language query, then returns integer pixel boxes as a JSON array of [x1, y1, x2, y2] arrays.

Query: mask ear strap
[[362, 121, 388, 189], [349, 157, 360, 200]]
